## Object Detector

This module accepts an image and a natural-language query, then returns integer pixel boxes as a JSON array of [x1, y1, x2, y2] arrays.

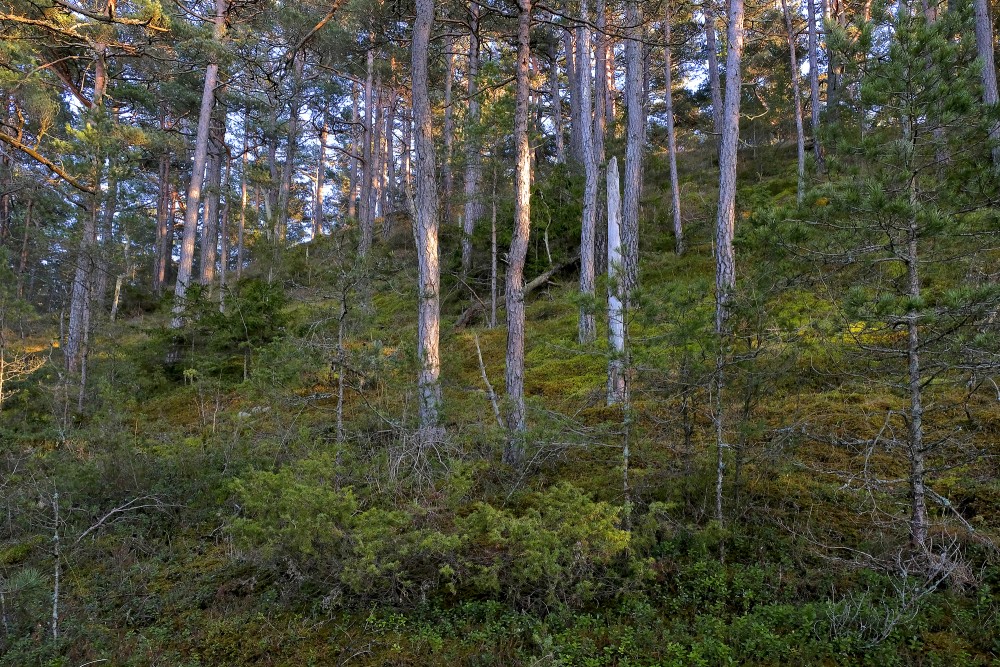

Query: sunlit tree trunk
[[578, 0, 597, 344], [663, 6, 683, 254], [173, 0, 227, 327], [713, 0, 745, 523], [505, 0, 533, 462], [412, 0, 442, 441]]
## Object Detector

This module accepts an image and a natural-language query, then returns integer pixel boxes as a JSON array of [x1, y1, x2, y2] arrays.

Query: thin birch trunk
[[607, 156, 625, 405], [782, 0, 807, 204]]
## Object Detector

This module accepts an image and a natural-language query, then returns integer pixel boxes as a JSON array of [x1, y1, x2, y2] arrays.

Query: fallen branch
[[454, 254, 579, 329], [473, 333, 503, 428]]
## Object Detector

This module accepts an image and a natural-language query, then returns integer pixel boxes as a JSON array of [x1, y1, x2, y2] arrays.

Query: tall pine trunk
[[173, 0, 227, 327], [412, 0, 442, 442], [622, 0, 643, 303], [578, 0, 598, 344], [462, 4, 483, 276], [713, 0, 745, 523], [663, 5, 683, 254], [807, 0, 824, 169], [504, 0, 533, 463], [973, 0, 1000, 169]]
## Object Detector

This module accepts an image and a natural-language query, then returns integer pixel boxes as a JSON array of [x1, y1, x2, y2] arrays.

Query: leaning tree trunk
[[782, 0, 807, 204], [663, 5, 684, 254], [462, 3, 484, 276], [973, 0, 1000, 169], [713, 0, 745, 523], [504, 0, 533, 463], [173, 0, 227, 328], [411, 0, 442, 443], [578, 0, 598, 344]]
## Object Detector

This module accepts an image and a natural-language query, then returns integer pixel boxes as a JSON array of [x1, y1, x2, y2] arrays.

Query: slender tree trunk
[[412, 0, 442, 442], [401, 97, 412, 192], [442, 32, 455, 214], [549, 37, 565, 164], [663, 6, 684, 254], [16, 196, 33, 298], [782, 0, 807, 204], [622, 0, 643, 303], [359, 47, 375, 254], [906, 209, 928, 550], [371, 85, 384, 221], [564, 15, 583, 163], [173, 0, 227, 327], [276, 52, 304, 244], [93, 166, 117, 311], [490, 169, 498, 329], [607, 156, 626, 405], [348, 82, 359, 219], [505, 0, 533, 462], [578, 0, 598, 344], [314, 109, 328, 238], [713, 0, 745, 523], [462, 5, 483, 276], [807, 0, 825, 169], [385, 94, 396, 219], [154, 150, 171, 295], [219, 150, 231, 301], [594, 0, 608, 276], [973, 0, 1000, 169], [705, 0, 723, 138], [200, 111, 224, 286], [237, 120, 248, 280]]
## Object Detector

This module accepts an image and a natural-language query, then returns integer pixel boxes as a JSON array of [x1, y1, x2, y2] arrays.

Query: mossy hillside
[[3, 141, 1000, 666]]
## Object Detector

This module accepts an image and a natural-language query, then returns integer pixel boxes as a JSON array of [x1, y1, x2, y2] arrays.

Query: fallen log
[[453, 254, 580, 330]]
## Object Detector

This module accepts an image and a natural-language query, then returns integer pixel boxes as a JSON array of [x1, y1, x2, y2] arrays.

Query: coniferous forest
[[5, 0, 1000, 661]]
